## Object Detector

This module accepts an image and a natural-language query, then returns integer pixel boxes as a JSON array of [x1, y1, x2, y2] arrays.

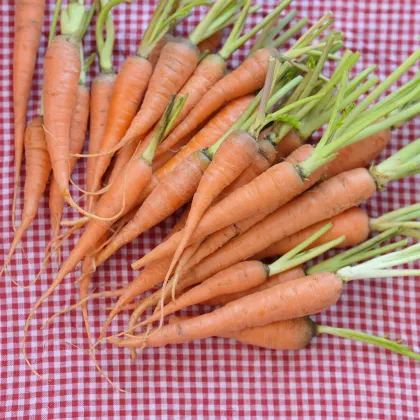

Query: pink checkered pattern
[[1, 0, 419, 418]]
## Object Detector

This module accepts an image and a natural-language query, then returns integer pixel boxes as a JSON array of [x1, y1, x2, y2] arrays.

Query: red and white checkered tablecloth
[[1, 0, 419, 418]]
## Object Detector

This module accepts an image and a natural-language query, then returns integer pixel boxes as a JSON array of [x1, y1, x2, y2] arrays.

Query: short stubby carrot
[[167, 316, 316, 351], [205, 266, 306, 306], [158, 48, 274, 155], [49, 84, 90, 238], [86, 72, 116, 211], [110, 272, 343, 348], [12, 0, 46, 225], [95, 150, 211, 266], [254, 208, 370, 260], [1, 116, 51, 277], [43, 35, 81, 198], [168, 130, 259, 280], [90, 55, 153, 197], [157, 95, 255, 175]]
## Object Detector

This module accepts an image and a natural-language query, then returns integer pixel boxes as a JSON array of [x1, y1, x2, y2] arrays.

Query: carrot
[[111, 271, 343, 348], [253, 208, 370, 260], [111, 240, 420, 349], [0, 116, 51, 277], [133, 51, 420, 269], [204, 266, 305, 306], [167, 130, 259, 283], [168, 316, 316, 351], [49, 79, 90, 240], [12, 0, 46, 226], [167, 316, 420, 361], [157, 95, 255, 175]]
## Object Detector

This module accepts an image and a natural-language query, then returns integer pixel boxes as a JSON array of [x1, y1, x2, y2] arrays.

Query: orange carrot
[[325, 128, 391, 178], [157, 95, 255, 174], [12, 0, 46, 226], [167, 129, 259, 282], [204, 266, 305, 306], [253, 208, 370, 260], [168, 316, 316, 351], [49, 83, 90, 238], [42, 35, 81, 201], [86, 73, 116, 211], [110, 271, 343, 348], [0, 116, 51, 277]]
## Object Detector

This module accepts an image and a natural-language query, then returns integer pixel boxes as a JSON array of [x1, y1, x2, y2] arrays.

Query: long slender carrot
[[167, 130, 259, 284], [167, 316, 420, 361], [110, 271, 344, 348], [157, 95, 255, 176], [171, 138, 420, 298], [0, 116, 51, 277], [49, 80, 90, 240], [148, 34, 175, 69], [12, 0, 46, 227]]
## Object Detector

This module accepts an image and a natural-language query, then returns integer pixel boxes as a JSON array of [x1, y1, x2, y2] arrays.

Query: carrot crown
[[249, 9, 308, 55], [298, 47, 420, 178], [217, 0, 291, 60], [307, 228, 409, 275], [267, 222, 346, 276], [370, 204, 420, 239], [142, 95, 188, 164], [316, 325, 420, 362], [61, 1, 89, 41], [137, 0, 208, 58], [95, 0, 122, 72]]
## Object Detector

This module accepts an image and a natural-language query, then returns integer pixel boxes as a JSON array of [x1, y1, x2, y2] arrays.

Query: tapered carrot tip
[[108, 337, 122, 346]]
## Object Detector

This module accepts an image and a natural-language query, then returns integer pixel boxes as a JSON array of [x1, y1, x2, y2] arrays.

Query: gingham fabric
[[1, 0, 419, 418]]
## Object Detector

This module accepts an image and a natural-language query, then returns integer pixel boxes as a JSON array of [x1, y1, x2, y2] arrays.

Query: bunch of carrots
[[10, 0, 420, 388]]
